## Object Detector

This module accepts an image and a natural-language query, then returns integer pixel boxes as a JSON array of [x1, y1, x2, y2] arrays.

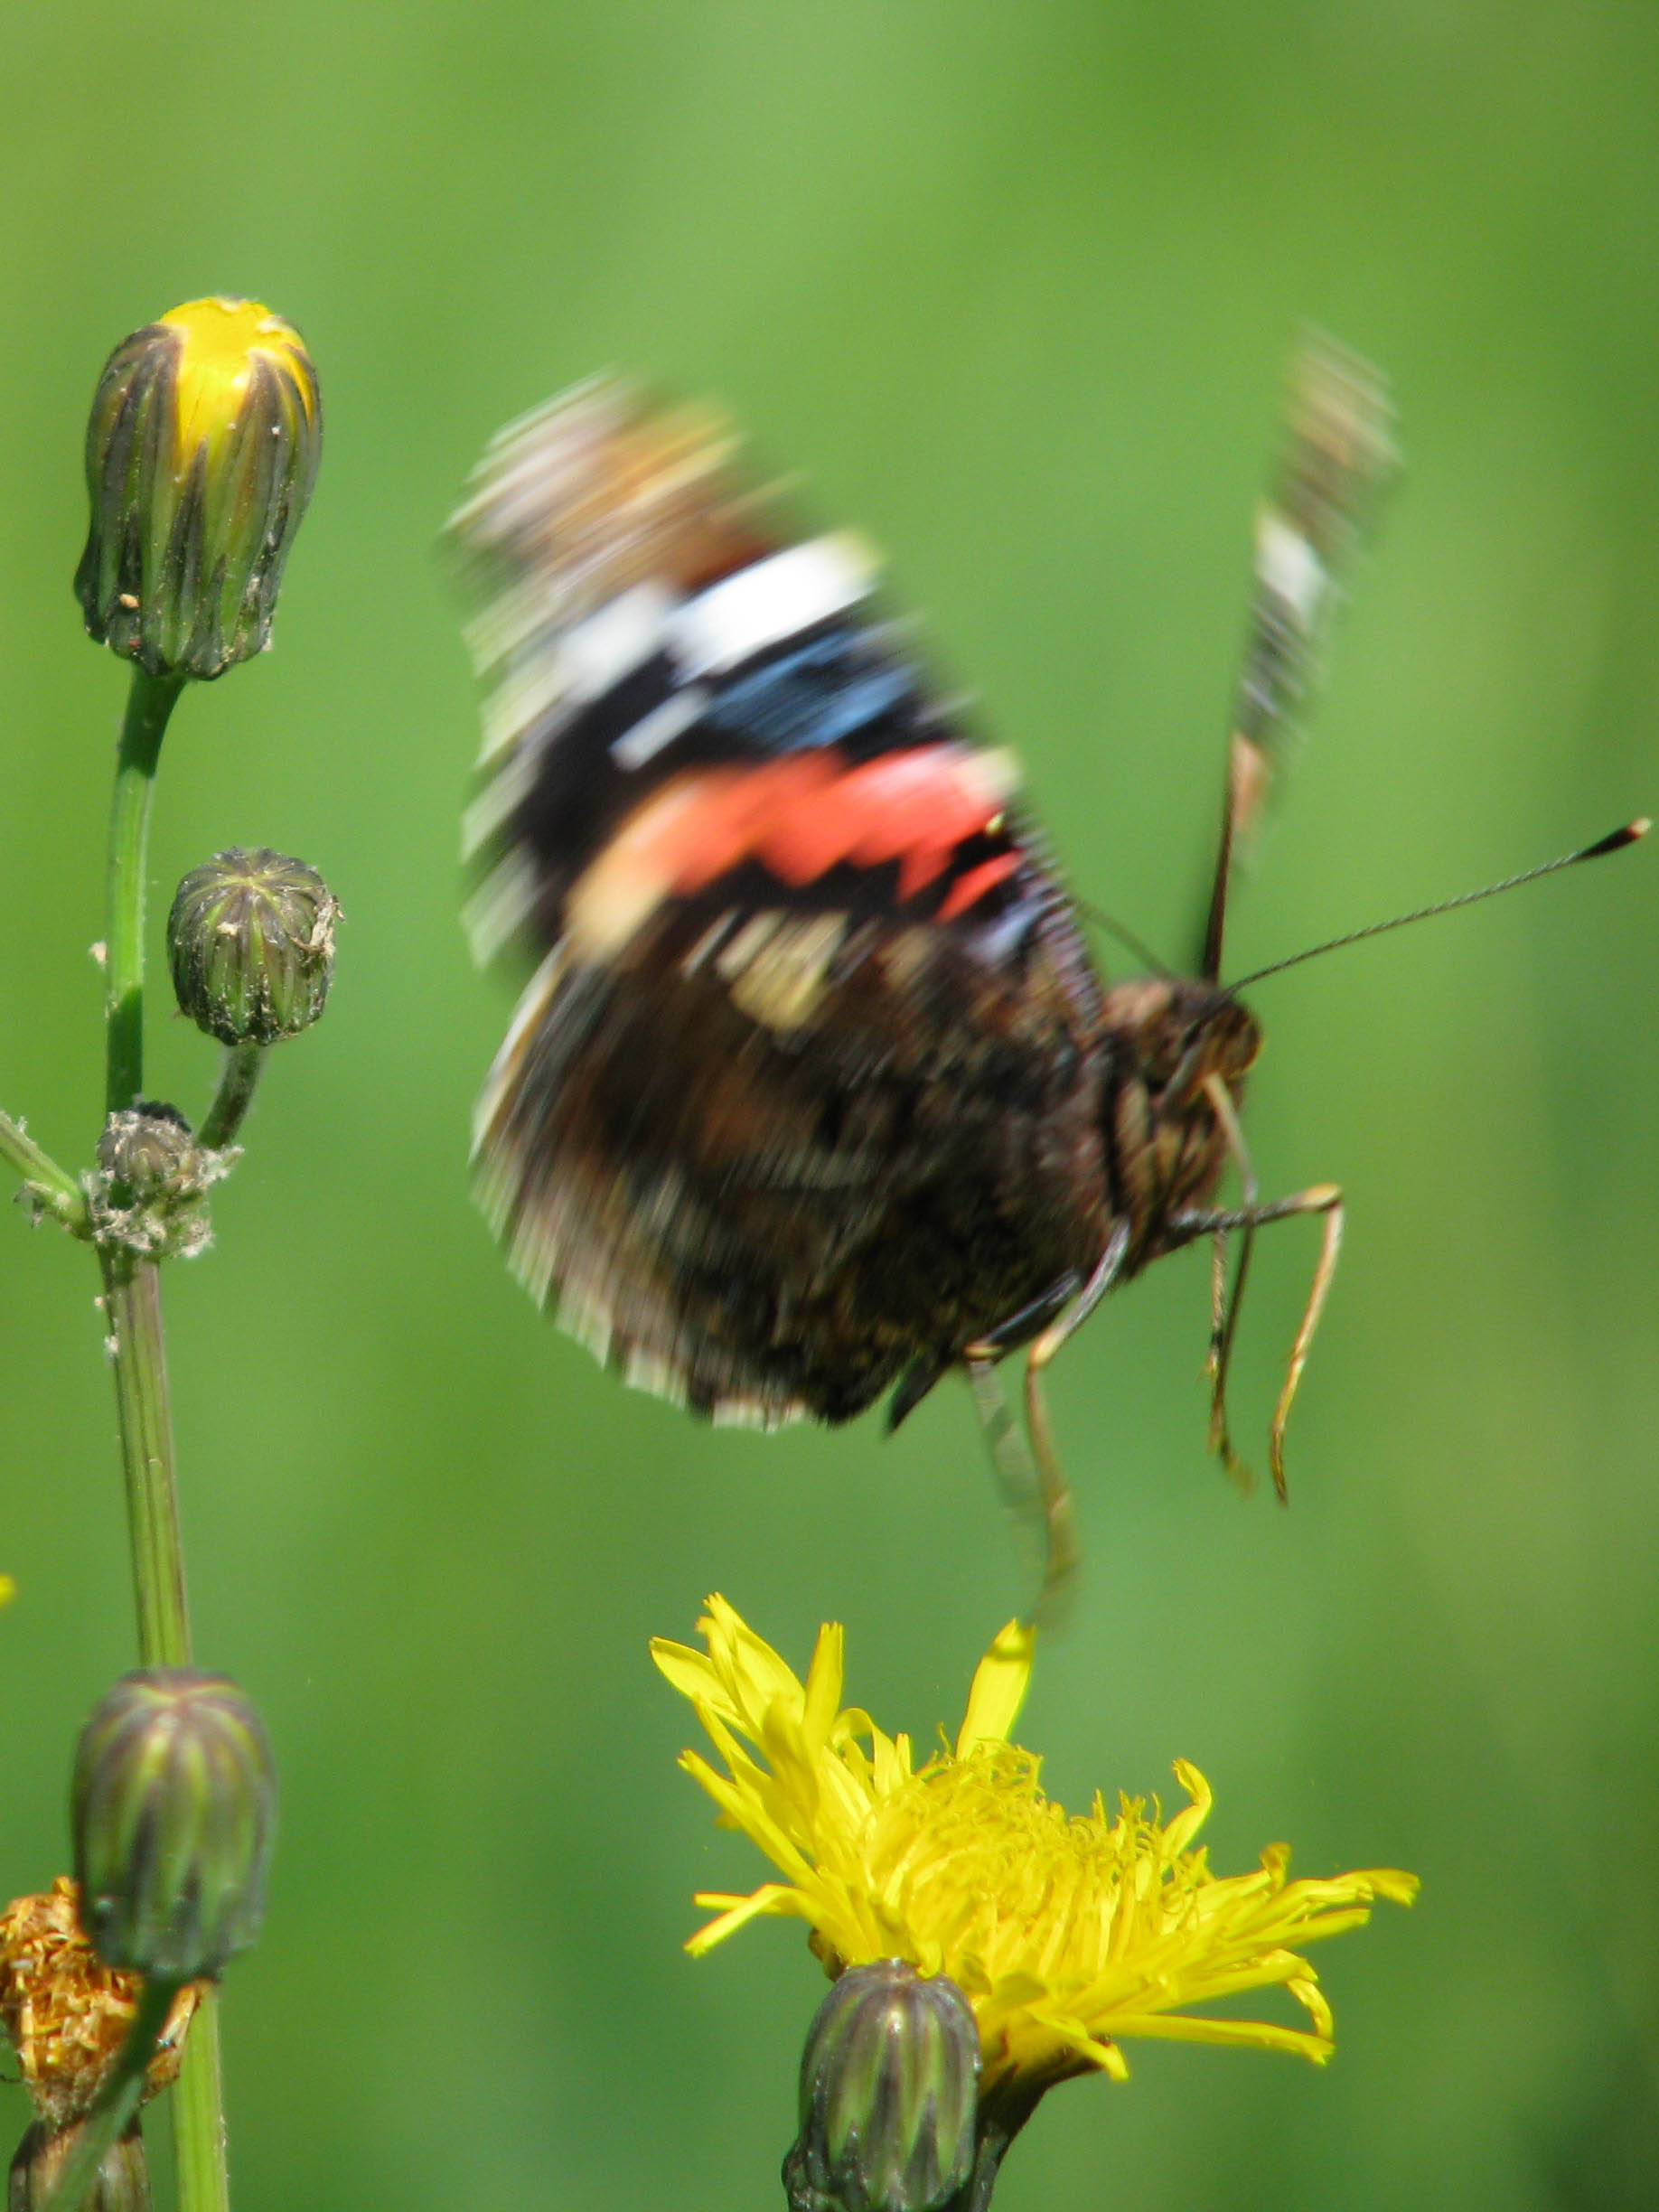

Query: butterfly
[[451, 341, 1396, 1619]]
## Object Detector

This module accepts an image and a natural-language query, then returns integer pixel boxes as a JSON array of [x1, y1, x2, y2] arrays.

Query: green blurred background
[[3, 6, 1656, 2207]]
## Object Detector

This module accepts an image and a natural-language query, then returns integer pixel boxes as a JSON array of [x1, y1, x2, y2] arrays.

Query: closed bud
[[91, 1105, 224, 1260], [168, 849, 339, 1045], [72, 1672, 276, 1984], [74, 296, 321, 680], [96, 1103, 202, 1198], [9, 2122, 150, 2212], [784, 1962, 980, 2212]]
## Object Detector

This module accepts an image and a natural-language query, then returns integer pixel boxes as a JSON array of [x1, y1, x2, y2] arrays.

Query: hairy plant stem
[[40, 1975, 177, 2212], [198, 1043, 266, 1151], [100, 1254, 192, 1667], [98, 662, 231, 2212], [104, 669, 183, 1118]]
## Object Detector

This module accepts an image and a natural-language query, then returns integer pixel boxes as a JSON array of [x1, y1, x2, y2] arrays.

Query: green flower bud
[[9, 2121, 151, 2212], [74, 296, 321, 680], [167, 849, 339, 1045], [784, 1963, 980, 2212], [71, 1671, 276, 1984]]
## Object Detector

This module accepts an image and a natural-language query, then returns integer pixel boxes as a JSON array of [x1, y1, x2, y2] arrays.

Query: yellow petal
[[955, 1619, 1035, 1756]]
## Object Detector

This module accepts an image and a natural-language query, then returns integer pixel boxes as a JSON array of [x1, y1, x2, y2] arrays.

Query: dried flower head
[[0, 1879, 197, 2127]]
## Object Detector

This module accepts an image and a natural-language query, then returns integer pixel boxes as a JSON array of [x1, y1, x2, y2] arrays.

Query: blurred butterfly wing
[[453, 380, 1108, 1425], [1198, 336, 1398, 979]]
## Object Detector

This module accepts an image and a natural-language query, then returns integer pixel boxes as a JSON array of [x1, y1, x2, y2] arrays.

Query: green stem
[[41, 1976, 177, 2212], [939, 2076, 1046, 2212], [198, 1043, 267, 1151], [98, 660, 231, 2212], [100, 1252, 192, 1667], [0, 1108, 87, 1229], [173, 1988, 230, 2212], [105, 668, 184, 1117]]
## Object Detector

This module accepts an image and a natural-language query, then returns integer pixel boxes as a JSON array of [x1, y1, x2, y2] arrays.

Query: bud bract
[[74, 296, 321, 680], [168, 849, 339, 1046], [8, 2121, 151, 2212], [784, 1962, 980, 2212], [71, 1672, 276, 1983]]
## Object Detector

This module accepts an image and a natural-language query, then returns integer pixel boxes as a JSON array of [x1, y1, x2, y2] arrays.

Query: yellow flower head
[[75, 296, 322, 680], [653, 1599, 1416, 2100], [156, 298, 318, 468], [0, 1879, 198, 2127]]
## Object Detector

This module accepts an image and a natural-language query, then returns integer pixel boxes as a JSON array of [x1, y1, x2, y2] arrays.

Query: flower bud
[[784, 1962, 980, 2212], [71, 1672, 276, 1984], [74, 296, 321, 680], [96, 1103, 201, 1199], [91, 1105, 224, 1261], [168, 849, 339, 1045], [9, 2121, 151, 2212], [0, 1881, 196, 2128]]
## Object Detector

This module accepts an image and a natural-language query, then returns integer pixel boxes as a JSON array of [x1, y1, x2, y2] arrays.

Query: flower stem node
[[71, 1672, 276, 1985], [89, 1106, 230, 1261], [785, 1962, 979, 2212], [8, 2120, 152, 2212], [75, 296, 321, 681], [168, 849, 339, 1046]]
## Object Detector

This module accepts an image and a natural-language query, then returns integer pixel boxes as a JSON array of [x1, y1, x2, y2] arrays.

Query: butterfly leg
[[1168, 1179, 1344, 1501], [1268, 1185, 1343, 1499], [1207, 1225, 1251, 1493], [964, 1354, 1056, 1622], [966, 1222, 1131, 1631], [1199, 1074, 1259, 1488]]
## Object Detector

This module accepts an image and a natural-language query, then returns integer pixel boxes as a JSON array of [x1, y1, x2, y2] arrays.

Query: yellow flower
[[75, 295, 322, 680], [653, 1598, 1416, 2101]]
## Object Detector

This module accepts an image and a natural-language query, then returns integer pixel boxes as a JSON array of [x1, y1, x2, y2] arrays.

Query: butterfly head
[[1097, 977, 1260, 1236]]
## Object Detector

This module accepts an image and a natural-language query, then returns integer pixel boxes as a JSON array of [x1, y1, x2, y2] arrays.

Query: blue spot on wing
[[705, 627, 922, 755]]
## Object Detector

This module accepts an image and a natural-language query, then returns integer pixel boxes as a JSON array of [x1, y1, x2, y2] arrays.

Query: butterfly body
[[455, 359, 1387, 1551]]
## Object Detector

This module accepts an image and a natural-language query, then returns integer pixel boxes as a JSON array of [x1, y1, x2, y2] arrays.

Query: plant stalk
[[98, 660, 230, 2212], [104, 669, 183, 1117], [172, 1989, 230, 2212], [100, 1252, 192, 1667], [0, 1109, 87, 1228], [198, 1043, 266, 1151]]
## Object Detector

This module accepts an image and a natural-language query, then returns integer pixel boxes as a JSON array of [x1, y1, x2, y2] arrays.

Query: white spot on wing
[[1255, 511, 1327, 630], [560, 581, 677, 703], [668, 534, 875, 680]]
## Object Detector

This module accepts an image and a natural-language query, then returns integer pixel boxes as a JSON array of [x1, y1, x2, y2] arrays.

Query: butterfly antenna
[[1230, 819, 1650, 992], [1199, 336, 1399, 981]]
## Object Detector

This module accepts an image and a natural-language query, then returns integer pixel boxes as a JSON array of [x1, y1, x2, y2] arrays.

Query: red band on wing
[[933, 850, 1023, 921], [574, 744, 1021, 956], [665, 743, 1010, 895]]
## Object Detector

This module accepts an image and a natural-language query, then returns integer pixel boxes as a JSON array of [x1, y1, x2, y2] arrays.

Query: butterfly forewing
[[453, 379, 1112, 1431], [1199, 338, 1397, 980]]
